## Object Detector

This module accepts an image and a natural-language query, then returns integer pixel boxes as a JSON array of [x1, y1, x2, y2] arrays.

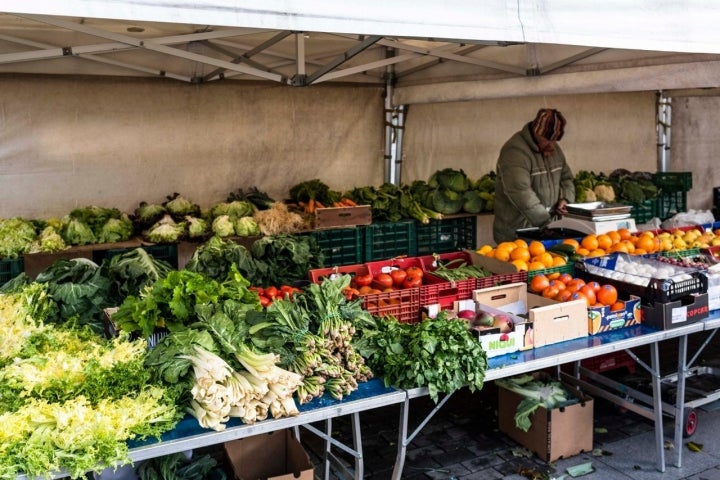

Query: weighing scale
[[546, 202, 637, 235]]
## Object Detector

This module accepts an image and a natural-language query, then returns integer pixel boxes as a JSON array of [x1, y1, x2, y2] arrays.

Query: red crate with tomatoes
[[417, 251, 481, 309], [250, 284, 302, 308], [307, 261, 421, 323]]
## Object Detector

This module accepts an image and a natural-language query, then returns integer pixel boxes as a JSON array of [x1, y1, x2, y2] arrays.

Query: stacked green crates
[[308, 227, 364, 267], [363, 220, 417, 261], [0, 257, 24, 286], [415, 215, 477, 256]]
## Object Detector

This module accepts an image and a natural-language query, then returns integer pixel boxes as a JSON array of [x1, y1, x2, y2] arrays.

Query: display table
[[392, 321, 709, 480]]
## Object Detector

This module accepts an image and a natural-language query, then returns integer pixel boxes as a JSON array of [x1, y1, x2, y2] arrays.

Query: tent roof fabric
[[0, 1, 719, 101]]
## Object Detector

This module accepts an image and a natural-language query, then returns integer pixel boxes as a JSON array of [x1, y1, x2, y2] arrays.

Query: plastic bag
[[660, 209, 715, 230]]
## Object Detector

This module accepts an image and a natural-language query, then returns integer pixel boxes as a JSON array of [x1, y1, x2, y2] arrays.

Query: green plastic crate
[[415, 215, 477, 256], [657, 191, 687, 220], [653, 171, 693, 192], [628, 198, 661, 224], [0, 257, 24, 286], [363, 220, 417, 261], [308, 227, 364, 267], [94, 244, 178, 269]]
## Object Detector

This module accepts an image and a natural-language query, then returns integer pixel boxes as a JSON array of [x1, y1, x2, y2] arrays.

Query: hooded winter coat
[[493, 123, 575, 243]]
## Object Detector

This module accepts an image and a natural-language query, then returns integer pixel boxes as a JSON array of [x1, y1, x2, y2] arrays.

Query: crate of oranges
[[474, 238, 574, 279], [528, 272, 641, 335]]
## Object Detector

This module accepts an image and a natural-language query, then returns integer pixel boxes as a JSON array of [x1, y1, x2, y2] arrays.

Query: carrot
[[315, 201, 325, 209], [333, 201, 344, 207], [306, 198, 315, 214], [341, 197, 357, 206]]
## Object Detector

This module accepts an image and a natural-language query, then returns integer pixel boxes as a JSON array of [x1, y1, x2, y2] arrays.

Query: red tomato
[[264, 286, 278, 298], [390, 269, 408, 287], [376, 273, 394, 289], [354, 273, 373, 287], [405, 266, 423, 279], [259, 295, 272, 307], [403, 276, 422, 288]]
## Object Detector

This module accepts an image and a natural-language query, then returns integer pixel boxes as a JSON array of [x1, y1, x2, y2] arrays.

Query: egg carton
[[576, 252, 707, 304]]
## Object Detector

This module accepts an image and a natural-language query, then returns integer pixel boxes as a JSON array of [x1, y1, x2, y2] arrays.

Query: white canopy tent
[[0, 1, 718, 220]]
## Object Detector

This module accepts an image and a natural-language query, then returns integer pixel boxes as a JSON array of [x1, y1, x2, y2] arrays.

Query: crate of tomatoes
[[308, 262, 421, 323]]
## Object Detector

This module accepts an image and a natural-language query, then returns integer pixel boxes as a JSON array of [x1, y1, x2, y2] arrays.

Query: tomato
[[405, 266, 423, 279], [264, 286, 278, 299], [375, 273, 394, 289], [259, 295, 272, 307], [390, 269, 408, 287], [354, 272, 373, 287], [403, 276, 422, 288]]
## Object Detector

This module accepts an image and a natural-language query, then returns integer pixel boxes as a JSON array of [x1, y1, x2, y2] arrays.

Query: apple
[[473, 311, 494, 328], [492, 314, 514, 334]]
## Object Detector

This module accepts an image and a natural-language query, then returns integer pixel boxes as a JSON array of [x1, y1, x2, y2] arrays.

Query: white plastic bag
[[660, 209, 715, 230]]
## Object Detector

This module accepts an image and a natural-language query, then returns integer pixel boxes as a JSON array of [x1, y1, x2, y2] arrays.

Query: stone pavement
[[300, 333, 720, 480]]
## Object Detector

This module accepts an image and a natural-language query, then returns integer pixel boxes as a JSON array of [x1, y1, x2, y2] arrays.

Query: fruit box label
[[587, 296, 641, 335]]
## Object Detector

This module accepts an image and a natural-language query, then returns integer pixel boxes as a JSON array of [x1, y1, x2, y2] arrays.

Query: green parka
[[493, 123, 575, 243]]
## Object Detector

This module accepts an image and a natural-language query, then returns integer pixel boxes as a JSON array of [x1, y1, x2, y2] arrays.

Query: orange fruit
[[528, 240, 546, 257], [542, 285, 560, 299], [570, 290, 592, 307], [556, 289, 574, 302], [562, 238, 580, 249], [528, 261, 547, 271], [611, 242, 629, 253], [485, 249, 496, 258], [596, 284, 618, 306], [558, 273, 574, 284], [636, 234, 659, 254], [596, 234, 613, 250], [548, 279, 567, 291], [586, 281, 601, 293], [566, 278, 586, 293], [494, 248, 511, 262], [607, 230, 621, 245], [537, 252, 554, 268], [622, 240, 636, 254], [511, 259, 528, 271], [579, 285, 597, 306], [498, 241, 517, 252], [610, 301, 626, 312], [575, 247, 590, 256], [618, 228, 633, 240], [587, 249, 606, 257], [530, 274, 550, 293], [514, 238, 529, 249], [551, 256, 567, 267], [547, 272, 561, 280], [510, 247, 531, 262], [581, 234, 599, 251]]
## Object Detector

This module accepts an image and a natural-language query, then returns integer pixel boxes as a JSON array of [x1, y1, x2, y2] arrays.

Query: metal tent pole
[[657, 91, 672, 172]]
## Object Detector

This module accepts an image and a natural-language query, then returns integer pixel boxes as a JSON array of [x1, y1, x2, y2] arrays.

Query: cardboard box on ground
[[497, 374, 594, 462], [223, 429, 313, 480]]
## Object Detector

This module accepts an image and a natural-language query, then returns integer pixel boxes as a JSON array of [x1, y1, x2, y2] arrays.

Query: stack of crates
[[653, 171, 692, 220]]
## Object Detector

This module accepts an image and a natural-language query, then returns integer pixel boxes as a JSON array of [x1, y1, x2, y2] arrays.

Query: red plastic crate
[[365, 256, 424, 277], [361, 288, 421, 324], [581, 351, 636, 374], [416, 252, 479, 308]]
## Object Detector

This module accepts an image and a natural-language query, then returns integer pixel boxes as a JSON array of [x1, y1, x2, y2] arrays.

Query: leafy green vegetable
[[35, 258, 112, 334], [462, 190, 485, 214], [356, 311, 487, 402], [210, 200, 255, 220], [137, 452, 224, 480], [211, 215, 235, 237], [145, 214, 186, 244], [134, 201, 167, 229], [250, 234, 324, 286], [495, 374, 573, 432], [97, 214, 135, 244], [234, 216, 260, 236], [164, 193, 201, 219], [68, 205, 123, 235], [28, 225, 67, 253], [185, 215, 209, 239], [101, 247, 174, 305], [428, 168, 471, 193], [227, 186, 276, 210], [185, 235, 263, 284], [431, 187, 464, 215], [0, 217, 38, 258], [62, 217, 97, 245]]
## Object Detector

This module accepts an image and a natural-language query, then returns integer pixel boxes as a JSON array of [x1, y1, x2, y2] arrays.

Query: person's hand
[[554, 199, 568, 216]]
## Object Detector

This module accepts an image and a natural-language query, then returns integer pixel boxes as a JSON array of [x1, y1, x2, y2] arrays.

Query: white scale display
[[546, 202, 638, 235]]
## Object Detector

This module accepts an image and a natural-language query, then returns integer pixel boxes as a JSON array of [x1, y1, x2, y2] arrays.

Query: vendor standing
[[493, 108, 576, 243]]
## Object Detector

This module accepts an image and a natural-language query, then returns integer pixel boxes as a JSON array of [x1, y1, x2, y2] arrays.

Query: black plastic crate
[[653, 171, 692, 192], [657, 191, 687, 220], [363, 220, 417, 261], [307, 227, 364, 267], [94, 244, 178, 269], [0, 257, 24, 286], [415, 214, 477, 256]]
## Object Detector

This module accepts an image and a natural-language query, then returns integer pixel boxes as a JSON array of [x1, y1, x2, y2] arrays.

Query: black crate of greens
[[94, 244, 178, 269], [628, 198, 661, 224], [364, 220, 417, 261], [653, 171, 692, 192], [657, 191, 688, 220], [306, 227, 364, 267], [415, 214, 477, 256]]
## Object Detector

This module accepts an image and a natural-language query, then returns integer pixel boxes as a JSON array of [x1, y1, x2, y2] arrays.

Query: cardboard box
[[224, 429, 313, 480], [472, 283, 587, 348], [641, 293, 709, 330], [452, 299, 529, 357], [314, 205, 372, 229], [587, 295, 642, 335], [498, 378, 594, 462]]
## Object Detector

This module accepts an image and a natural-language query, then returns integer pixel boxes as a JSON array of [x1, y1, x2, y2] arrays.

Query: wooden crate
[[314, 205, 371, 230]]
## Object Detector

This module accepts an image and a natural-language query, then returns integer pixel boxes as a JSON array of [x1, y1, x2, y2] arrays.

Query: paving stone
[[457, 467, 504, 480]]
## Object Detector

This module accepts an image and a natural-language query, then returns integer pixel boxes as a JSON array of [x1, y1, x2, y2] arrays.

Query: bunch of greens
[[0, 283, 180, 479], [227, 186, 276, 210], [0, 217, 38, 258], [133, 201, 167, 231], [288, 179, 337, 206], [28, 225, 67, 253], [137, 452, 226, 480], [185, 235, 264, 285], [34, 258, 112, 334], [495, 374, 574, 431], [355, 310, 487, 402], [63, 206, 135, 245], [112, 265, 260, 339], [101, 247, 174, 305], [164, 193, 201, 220], [250, 234, 324, 286], [607, 169, 660, 204], [573, 170, 616, 203], [345, 183, 443, 223], [145, 214, 187, 244]]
